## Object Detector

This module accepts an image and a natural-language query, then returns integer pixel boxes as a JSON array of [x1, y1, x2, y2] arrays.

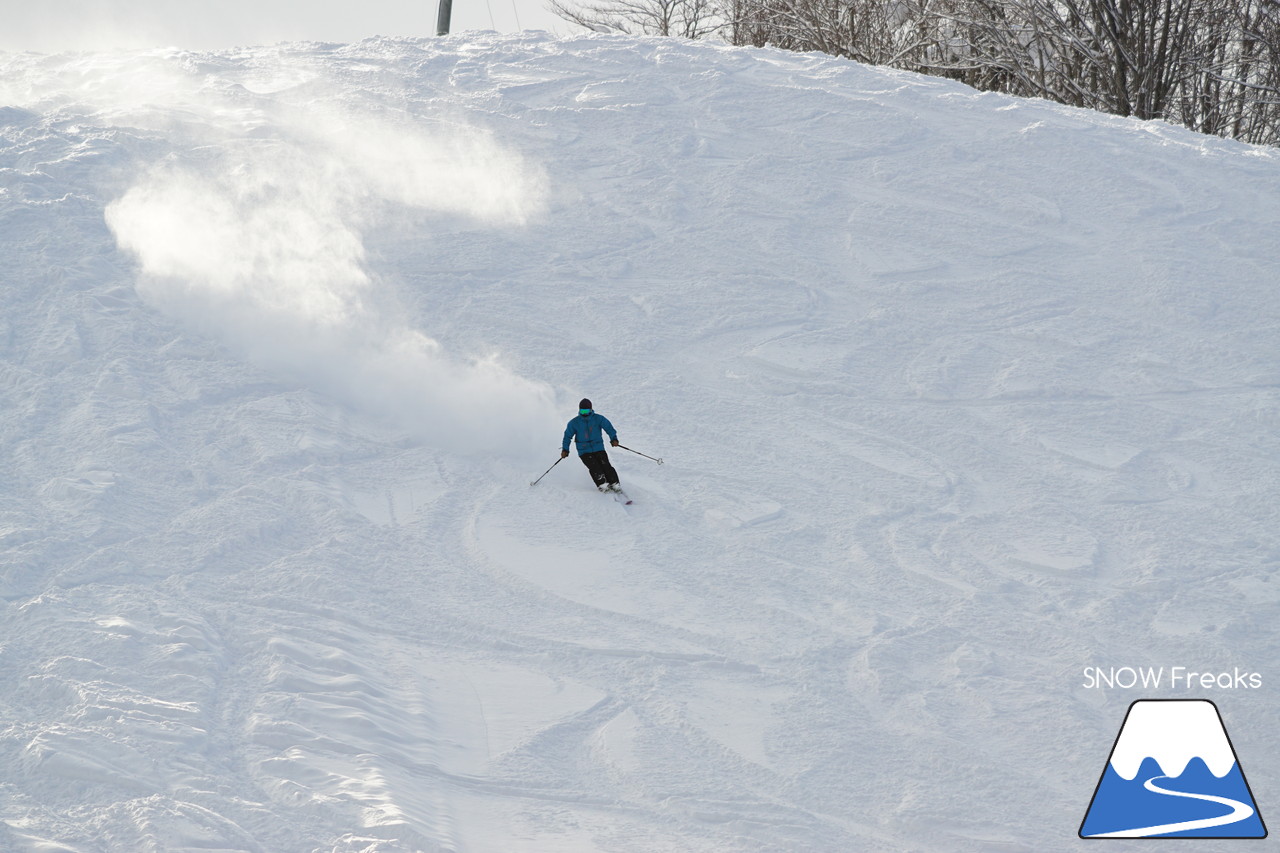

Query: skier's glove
[[561, 450, 570, 458], [611, 440, 619, 447]]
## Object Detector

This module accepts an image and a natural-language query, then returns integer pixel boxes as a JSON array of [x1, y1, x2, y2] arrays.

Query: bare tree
[[551, 0, 1280, 146], [549, 0, 724, 37], [1176, 0, 1280, 143]]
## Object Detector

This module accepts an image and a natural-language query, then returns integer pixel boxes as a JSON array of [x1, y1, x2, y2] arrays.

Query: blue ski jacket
[[563, 412, 617, 456]]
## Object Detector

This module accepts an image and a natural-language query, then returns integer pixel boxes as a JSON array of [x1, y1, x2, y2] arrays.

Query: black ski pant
[[579, 450, 619, 487]]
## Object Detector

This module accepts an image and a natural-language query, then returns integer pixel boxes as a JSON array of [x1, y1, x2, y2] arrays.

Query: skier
[[561, 398, 621, 492]]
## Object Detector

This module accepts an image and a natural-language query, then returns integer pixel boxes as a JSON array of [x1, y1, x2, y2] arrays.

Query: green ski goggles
[[579, 408, 592, 416]]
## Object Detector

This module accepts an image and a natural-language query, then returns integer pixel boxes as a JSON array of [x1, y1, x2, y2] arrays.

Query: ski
[[599, 484, 633, 505]]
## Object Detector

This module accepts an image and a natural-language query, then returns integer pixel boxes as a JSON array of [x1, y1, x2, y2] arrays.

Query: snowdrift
[[2, 31, 1279, 851]]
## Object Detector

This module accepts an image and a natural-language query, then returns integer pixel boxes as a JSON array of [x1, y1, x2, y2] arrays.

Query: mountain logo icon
[[1080, 699, 1266, 838]]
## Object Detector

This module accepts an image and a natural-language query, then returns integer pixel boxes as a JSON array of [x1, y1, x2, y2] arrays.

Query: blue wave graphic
[[1081, 757, 1265, 838]]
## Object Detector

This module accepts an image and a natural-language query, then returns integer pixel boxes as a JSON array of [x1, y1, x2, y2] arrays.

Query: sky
[[0, 0, 581, 53]]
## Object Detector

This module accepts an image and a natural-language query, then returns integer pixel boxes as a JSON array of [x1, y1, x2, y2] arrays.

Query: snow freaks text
[[1082, 667, 1263, 690]]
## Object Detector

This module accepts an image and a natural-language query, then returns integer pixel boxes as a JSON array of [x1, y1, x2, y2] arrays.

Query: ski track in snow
[[2, 31, 1280, 852]]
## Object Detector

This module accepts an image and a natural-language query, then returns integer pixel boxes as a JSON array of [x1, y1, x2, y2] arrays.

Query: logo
[[1080, 700, 1266, 838], [1082, 666, 1262, 691]]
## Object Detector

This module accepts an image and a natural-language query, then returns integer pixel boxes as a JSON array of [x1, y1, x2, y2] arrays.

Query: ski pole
[[616, 444, 663, 465], [530, 455, 564, 486]]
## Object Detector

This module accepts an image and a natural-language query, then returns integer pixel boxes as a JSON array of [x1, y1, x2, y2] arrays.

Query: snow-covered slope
[[2, 32, 1279, 852]]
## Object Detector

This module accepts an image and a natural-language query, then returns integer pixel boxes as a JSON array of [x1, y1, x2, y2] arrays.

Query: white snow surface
[[2, 31, 1280, 852], [1108, 700, 1237, 781]]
